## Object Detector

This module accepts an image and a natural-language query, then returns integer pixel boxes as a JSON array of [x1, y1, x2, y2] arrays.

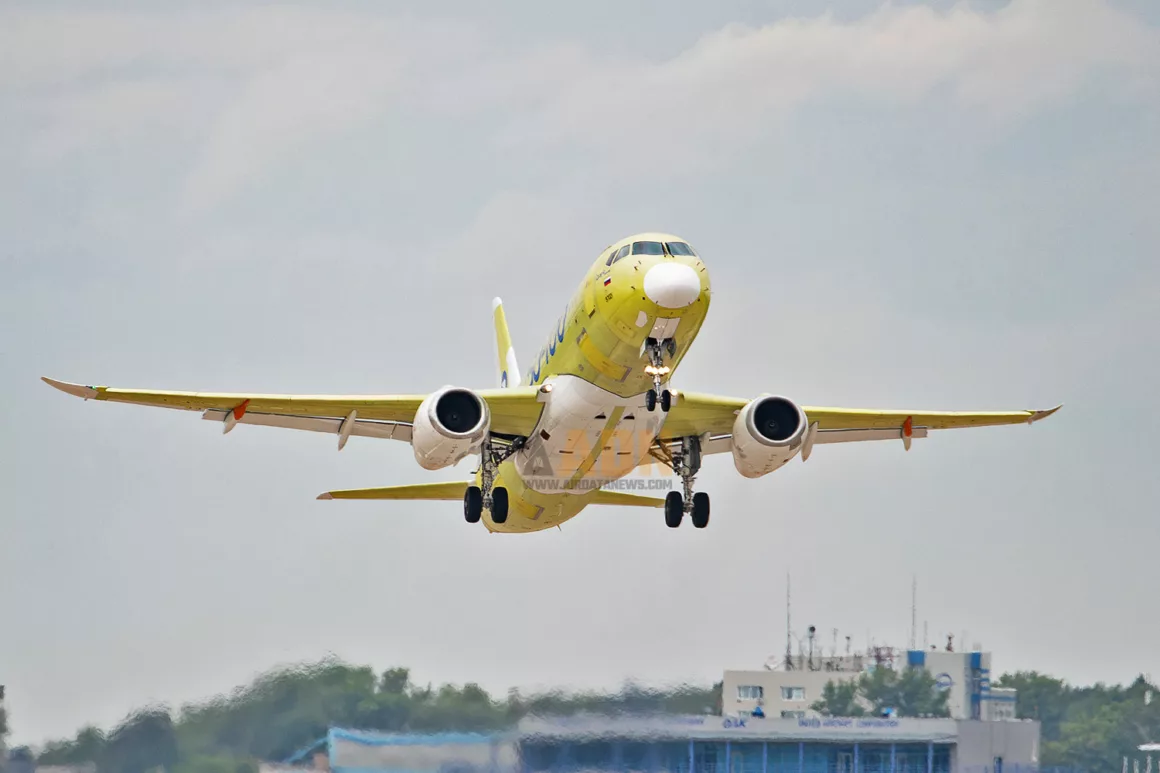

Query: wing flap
[[803, 405, 1061, 431], [201, 409, 412, 441], [676, 426, 933, 463]]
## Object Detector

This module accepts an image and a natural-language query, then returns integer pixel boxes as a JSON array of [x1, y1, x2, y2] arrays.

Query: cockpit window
[[631, 241, 664, 256], [666, 242, 697, 257], [613, 245, 630, 262]]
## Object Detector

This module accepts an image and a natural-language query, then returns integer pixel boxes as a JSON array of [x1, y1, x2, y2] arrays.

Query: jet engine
[[411, 386, 491, 470], [730, 394, 808, 478]]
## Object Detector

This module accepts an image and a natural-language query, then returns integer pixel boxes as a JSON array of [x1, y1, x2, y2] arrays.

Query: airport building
[[280, 712, 1040, 773], [722, 647, 1016, 723]]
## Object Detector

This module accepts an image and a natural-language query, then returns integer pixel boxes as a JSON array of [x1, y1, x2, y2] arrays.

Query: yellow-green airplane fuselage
[[479, 232, 711, 533]]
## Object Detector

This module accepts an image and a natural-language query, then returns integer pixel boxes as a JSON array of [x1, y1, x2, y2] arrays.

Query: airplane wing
[[41, 377, 545, 446], [656, 391, 1060, 462]]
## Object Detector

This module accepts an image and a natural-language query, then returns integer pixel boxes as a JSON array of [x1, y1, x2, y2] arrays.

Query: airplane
[[42, 231, 1061, 534]]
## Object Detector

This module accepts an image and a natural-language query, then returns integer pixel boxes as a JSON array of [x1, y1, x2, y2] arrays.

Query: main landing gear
[[644, 337, 676, 413], [663, 435, 710, 529], [463, 435, 523, 526]]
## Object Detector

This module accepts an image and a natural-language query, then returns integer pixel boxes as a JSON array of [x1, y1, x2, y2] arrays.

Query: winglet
[[1027, 404, 1062, 424], [316, 493, 334, 500], [42, 377, 99, 400]]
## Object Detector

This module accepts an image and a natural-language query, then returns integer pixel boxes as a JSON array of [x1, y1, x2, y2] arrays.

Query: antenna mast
[[910, 575, 917, 650], [785, 573, 793, 670]]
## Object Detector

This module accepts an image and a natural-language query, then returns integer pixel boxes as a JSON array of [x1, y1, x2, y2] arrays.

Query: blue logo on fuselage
[[527, 302, 570, 385]]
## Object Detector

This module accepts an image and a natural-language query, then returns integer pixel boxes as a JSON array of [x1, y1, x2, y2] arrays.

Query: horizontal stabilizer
[[317, 481, 469, 501], [589, 490, 666, 508]]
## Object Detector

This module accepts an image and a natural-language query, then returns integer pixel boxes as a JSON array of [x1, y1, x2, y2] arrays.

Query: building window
[[781, 686, 806, 701], [737, 685, 764, 700], [781, 710, 806, 719]]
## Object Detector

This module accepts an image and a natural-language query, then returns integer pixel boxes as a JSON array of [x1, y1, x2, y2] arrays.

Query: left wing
[[655, 390, 1060, 461], [41, 377, 545, 445]]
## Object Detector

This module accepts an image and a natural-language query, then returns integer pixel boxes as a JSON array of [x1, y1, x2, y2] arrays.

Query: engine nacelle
[[411, 386, 491, 471], [731, 394, 808, 478]]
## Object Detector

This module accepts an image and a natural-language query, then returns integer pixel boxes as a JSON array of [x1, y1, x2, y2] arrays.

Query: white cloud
[[3, 1, 1156, 211], [495, 0, 1160, 167]]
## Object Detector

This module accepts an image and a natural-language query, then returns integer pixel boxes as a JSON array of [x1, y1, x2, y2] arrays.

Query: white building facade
[[723, 650, 1017, 722]]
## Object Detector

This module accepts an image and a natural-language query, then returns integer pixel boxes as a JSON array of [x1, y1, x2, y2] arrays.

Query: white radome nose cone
[[643, 263, 701, 309]]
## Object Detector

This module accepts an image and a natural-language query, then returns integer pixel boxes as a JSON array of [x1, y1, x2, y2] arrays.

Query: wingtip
[[492, 296, 503, 312], [42, 377, 99, 400], [1029, 404, 1063, 423], [316, 492, 334, 500]]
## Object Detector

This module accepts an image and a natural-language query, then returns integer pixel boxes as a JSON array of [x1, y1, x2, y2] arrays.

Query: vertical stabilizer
[[492, 297, 521, 388]]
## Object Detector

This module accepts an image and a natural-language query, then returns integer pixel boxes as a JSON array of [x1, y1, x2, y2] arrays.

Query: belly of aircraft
[[483, 375, 669, 533]]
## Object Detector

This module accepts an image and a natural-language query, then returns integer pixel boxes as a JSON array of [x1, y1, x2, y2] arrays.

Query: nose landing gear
[[644, 337, 675, 413]]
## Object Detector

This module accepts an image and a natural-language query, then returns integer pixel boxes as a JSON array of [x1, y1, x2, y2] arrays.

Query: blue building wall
[[518, 738, 952, 773]]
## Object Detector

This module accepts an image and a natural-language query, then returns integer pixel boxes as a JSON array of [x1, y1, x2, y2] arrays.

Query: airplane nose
[[643, 262, 701, 309]]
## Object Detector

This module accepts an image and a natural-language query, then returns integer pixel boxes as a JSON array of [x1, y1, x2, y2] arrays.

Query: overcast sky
[[2, 0, 1158, 747]]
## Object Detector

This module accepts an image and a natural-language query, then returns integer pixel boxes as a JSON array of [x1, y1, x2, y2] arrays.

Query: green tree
[[39, 726, 105, 766], [379, 668, 410, 695], [995, 671, 1069, 741], [101, 708, 179, 773], [857, 667, 950, 718], [811, 680, 865, 717]]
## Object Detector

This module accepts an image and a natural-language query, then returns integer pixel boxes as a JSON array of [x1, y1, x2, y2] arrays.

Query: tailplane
[[317, 482, 468, 501], [492, 297, 521, 388]]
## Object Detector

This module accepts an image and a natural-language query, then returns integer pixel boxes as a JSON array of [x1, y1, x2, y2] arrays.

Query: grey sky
[[2, 0, 1158, 747]]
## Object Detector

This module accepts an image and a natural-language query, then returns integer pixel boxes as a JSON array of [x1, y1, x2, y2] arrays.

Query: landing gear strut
[[464, 435, 523, 525], [644, 337, 674, 413], [664, 435, 710, 529]]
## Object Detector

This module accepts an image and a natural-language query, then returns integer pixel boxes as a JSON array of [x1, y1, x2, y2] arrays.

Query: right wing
[[41, 377, 545, 447], [650, 390, 1060, 467]]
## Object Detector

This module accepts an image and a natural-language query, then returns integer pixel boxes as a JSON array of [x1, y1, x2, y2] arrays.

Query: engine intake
[[411, 386, 490, 470], [731, 395, 807, 478]]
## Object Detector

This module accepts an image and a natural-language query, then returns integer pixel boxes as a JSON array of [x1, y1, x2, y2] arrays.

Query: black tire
[[464, 486, 482, 523], [664, 491, 683, 528], [646, 389, 657, 412], [491, 486, 509, 524], [660, 389, 672, 412], [691, 491, 710, 529]]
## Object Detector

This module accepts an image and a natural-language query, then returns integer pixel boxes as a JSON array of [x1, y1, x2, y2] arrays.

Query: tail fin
[[492, 297, 521, 388]]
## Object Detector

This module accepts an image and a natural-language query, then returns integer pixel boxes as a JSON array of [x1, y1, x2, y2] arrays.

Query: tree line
[[19, 660, 720, 773], [5, 661, 1159, 773]]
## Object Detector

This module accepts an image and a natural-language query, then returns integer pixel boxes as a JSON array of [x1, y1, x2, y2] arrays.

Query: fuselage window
[[631, 241, 664, 256], [666, 241, 697, 257]]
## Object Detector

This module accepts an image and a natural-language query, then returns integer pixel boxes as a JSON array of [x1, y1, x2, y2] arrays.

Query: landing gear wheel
[[691, 492, 710, 528], [464, 486, 482, 523], [665, 491, 684, 528], [646, 389, 658, 412], [660, 389, 672, 412], [490, 486, 509, 524]]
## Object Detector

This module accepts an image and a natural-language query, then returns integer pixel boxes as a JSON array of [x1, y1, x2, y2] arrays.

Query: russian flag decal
[[603, 277, 612, 286]]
